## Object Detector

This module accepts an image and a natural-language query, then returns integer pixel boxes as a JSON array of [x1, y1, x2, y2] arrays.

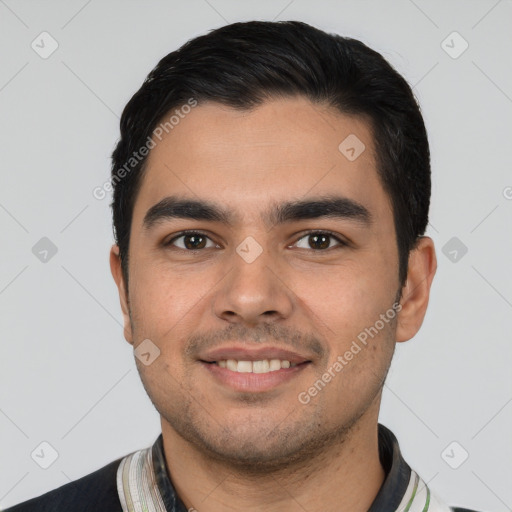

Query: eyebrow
[[142, 195, 372, 230]]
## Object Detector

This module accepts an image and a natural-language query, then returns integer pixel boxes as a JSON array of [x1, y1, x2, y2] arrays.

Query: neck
[[160, 410, 386, 512]]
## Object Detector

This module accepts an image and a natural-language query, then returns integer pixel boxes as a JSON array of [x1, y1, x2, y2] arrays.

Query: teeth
[[269, 359, 282, 371], [237, 360, 252, 373], [226, 359, 238, 371], [215, 359, 298, 373], [253, 360, 270, 373]]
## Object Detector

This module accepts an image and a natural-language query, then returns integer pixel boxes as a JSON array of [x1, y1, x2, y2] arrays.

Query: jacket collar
[[116, 424, 440, 511]]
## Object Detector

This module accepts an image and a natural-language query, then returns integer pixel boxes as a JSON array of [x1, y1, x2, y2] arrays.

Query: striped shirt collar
[[116, 424, 452, 512]]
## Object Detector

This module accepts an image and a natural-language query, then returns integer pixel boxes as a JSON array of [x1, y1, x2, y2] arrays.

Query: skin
[[110, 97, 436, 512]]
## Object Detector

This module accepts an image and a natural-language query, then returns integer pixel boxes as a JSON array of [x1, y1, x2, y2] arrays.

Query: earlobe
[[109, 245, 134, 344], [396, 237, 437, 343]]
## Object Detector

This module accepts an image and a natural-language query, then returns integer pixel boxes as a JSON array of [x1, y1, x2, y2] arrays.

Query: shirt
[[3, 424, 479, 512]]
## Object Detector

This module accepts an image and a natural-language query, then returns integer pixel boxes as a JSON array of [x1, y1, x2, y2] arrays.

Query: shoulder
[[3, 457, 123, 512]]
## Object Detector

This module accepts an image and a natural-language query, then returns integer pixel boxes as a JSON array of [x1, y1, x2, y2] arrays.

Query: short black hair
[[111, 20, 430, 287]]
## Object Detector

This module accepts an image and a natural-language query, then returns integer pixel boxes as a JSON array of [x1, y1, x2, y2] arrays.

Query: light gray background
[[1, 0, 511, 510]]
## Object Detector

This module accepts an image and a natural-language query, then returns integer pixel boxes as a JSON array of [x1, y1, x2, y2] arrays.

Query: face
[[111, 97, 434, 471]]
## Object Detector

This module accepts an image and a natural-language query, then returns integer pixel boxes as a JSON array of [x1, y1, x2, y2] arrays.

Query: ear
[[396, 237, 437, 343], [109, 244, 134, 344]]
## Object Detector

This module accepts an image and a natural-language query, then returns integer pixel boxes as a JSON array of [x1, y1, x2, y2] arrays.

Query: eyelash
[[164, 230, 347, 252]]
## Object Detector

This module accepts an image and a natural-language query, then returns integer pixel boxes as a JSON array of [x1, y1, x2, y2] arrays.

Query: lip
[[200, 360, 311, 393], [198, 346, 311, 364]]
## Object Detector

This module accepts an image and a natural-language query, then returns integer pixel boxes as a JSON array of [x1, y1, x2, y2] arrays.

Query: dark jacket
[[3, 458, 124, 512]]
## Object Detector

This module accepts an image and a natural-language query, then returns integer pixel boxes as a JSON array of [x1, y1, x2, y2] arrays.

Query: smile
[[210, 359, 298, 373], [200, 359, 311, 393]]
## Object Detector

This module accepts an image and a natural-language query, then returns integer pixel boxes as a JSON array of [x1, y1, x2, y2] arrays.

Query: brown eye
[[167, 232, 217, 250], [183, 234, 207, 249], [308, 233, 330, 250], [293, 232, 345, 250]]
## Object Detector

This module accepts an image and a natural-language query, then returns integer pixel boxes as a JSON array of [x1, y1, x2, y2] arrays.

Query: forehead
[[133, 97, 389, 225]]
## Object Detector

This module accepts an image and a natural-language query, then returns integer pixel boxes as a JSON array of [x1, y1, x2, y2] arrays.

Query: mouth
[[198, 347, 313, 392], [202, 358, 308, 373]]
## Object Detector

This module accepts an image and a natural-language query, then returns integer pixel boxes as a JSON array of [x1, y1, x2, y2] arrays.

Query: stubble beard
[[138, 364, 385, 478]]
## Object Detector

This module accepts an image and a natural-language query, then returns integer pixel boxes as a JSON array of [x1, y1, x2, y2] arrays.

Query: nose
[[212, 241, 294, 326]]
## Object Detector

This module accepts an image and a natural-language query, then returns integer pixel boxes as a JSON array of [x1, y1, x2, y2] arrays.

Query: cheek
[[295, 263, 396, 341], [293, 263, 399, 398], [130, 261, 198, 326], [127, 258, 215, 347]]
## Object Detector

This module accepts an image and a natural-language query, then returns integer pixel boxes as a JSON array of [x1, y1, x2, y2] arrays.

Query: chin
[[165, 407, 353, 474]]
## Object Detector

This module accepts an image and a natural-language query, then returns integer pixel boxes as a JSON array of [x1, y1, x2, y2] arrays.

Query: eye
[[164, 230, 346, 252], [165, 231, 219, 251], [292, 231, 346, 250]]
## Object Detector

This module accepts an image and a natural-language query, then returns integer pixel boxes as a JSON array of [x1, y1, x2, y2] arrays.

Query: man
[[5, 20, 480, 512]]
